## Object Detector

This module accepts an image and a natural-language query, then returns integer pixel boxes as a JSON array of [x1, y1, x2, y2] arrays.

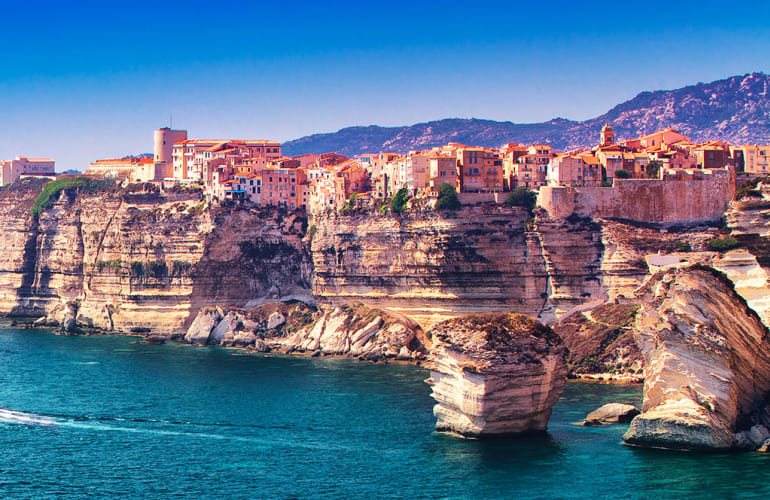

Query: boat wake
[[0, 408, 352, 452], [0, 408, 58, 428]]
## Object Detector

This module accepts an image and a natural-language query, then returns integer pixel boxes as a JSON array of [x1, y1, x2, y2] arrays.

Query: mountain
[[282, 72, 770, 156]]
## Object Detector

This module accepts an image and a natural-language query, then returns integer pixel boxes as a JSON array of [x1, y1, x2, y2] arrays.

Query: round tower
[[153, 127, 187, 180]]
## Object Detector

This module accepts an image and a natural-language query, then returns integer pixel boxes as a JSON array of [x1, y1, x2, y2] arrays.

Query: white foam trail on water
[[0, 409, 58, 427], [0, 408, 351, 452]]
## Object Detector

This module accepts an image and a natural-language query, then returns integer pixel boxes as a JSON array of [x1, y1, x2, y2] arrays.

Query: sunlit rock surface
[[426, 313, 567, 438], [624, 265, 770, 450]]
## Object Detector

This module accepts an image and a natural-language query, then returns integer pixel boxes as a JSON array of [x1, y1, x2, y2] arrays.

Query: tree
[[646, 161, 662, 179], [504, 187, 537, 212], [391, 187, 409, 214], [614, 169, 632, 179], [435, 183, 461, 211]]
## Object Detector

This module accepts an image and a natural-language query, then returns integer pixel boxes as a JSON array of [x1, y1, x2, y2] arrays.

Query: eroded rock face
[[623, 265, 770, 450], [427, 313, 567, 438], [275, 303, 427, 361], [0, 180, 312, 334]]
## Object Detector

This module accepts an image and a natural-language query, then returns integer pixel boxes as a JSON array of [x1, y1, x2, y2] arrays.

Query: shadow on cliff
[[182, 206, 314, 331]]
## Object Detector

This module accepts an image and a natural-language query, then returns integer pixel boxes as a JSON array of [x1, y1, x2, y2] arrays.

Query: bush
[[391, 187, 409, 214], [646, 161, 661, 179], [675, 241, 692, 252], [614, 169, 632, 179], [97, 260, 123, 274], [435, 183, 461, 211], [171, 260, 193, 277], [504, 187, 537, 212], [707, 236, 740, 252], [306, 224, 318, 241], [187, 202, 207, 217], [130, 261, 145, 278]]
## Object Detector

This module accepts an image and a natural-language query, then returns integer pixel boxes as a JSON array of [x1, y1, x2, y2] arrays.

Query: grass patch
[[31, 176, 116, 218]]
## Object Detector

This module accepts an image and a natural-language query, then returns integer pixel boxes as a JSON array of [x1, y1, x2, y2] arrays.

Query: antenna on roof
[[169, 113, 173, 129]]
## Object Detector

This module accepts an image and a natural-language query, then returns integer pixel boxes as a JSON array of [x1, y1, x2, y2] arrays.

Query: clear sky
[[3, 0, 770, 170]]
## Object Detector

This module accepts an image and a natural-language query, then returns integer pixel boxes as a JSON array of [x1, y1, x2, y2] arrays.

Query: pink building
[[1, 156, 55, 185]]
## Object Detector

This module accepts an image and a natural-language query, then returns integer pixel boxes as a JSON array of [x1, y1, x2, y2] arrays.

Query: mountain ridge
[[282, 72, 770, 156]]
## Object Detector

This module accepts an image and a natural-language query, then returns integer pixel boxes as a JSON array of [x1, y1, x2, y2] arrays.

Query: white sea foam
[[0, 408, 58, 427]]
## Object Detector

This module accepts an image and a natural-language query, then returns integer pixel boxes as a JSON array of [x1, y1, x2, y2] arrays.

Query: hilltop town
[[3, 123, 766, 223]]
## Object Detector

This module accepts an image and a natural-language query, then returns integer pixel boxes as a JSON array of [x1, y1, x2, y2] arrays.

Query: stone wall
[[539, 168, 734, 224]]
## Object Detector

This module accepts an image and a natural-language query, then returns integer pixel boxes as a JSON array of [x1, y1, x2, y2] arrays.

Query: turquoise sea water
[[0, 325, 769, 499]]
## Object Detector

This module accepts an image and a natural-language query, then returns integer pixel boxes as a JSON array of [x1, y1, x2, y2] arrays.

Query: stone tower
[[600, 123, 615, 147]]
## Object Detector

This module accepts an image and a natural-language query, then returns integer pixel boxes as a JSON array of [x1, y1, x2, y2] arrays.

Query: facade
[[638, 129, 690, 148], [741, 145, 770, 173], [547, 155, 602, 187], [172, 139, 281, 183], [457, 147, 503, 192], [1, 156, 55, 185], [87, 157, 155, 182], [428, 155, 460, 194]]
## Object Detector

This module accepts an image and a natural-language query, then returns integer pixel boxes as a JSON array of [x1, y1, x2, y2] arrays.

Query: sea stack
[[426, 313, 567, 438], [624, 265, 770, 450]]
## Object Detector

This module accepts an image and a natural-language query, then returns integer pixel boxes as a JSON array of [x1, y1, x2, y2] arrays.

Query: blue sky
[[2, 0, 770, 170]]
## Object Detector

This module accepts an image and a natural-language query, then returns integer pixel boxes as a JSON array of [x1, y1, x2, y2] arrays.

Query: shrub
[[171, 260, 193, 277], [675, 241, 692, 252], [504, 187, 537, 212], [306, 224, 318, 241], [646, 161, 662, 179], [97, 260, 123, 273], [130, 261, 144, 278], [391, 187, 409, 214], [435, 183, 461, 211], [146, 260, 168, 279], [614, 169, 632, 179], [707, 236, 740, 252], [187, 202, 207, 217]]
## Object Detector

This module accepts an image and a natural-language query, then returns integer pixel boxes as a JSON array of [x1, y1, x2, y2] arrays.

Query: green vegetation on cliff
[[503, 187, 537, 213], [31, 177, 116, 218], [435, 184, 461, 211]]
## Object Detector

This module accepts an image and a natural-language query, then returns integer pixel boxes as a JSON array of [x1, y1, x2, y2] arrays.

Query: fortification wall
[[539, 168, 734, 224]]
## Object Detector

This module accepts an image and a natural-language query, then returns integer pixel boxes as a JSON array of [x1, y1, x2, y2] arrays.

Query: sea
[[0, 323, 768, 499]]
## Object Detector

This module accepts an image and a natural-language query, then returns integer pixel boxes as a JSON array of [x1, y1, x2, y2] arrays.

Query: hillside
[[282, 72, 770, 156]]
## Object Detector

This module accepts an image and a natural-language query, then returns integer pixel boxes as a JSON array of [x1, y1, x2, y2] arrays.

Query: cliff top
[[430, 313, 563, 371]]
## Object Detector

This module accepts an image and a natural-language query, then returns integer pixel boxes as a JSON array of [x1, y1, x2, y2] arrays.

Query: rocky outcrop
[[275, 303, 427, 361], [181, 301, 425, 361], [553, 304, 642, 380], [623, 265, 770, 450], [581, 403, 640, 426], [426, 313, 567, 438]]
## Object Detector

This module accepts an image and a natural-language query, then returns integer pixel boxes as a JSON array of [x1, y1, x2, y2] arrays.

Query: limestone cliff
[[426, 313, 567, 437], [310, 207, 622, 328], [0, 179, 312, 334], [623, 265, 770, 450]]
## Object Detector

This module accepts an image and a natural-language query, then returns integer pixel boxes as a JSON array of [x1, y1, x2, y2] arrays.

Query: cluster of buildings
[[7, 123, 770, 216], [0, 156, 55, 186]]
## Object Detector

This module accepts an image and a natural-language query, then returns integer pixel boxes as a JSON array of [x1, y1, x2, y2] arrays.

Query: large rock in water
[[582, 403, 640, 426], [427, 313, 568, 438], [623, 265, 770, 450]]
